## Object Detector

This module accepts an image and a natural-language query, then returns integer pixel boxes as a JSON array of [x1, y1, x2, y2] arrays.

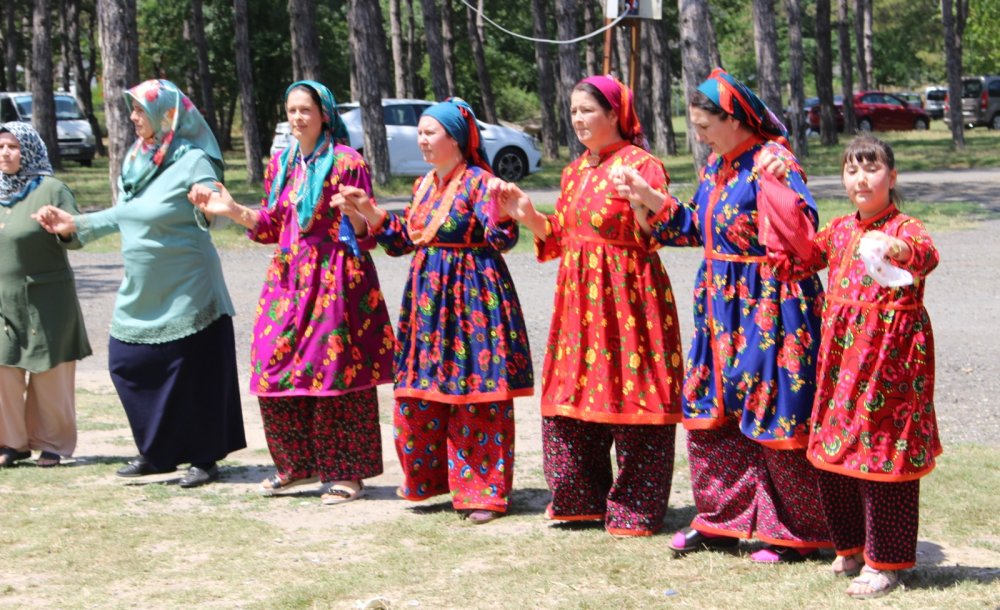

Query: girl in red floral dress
[[763, 135, 941, 599]]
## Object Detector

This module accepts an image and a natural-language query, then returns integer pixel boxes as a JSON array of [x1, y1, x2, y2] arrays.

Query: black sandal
[[669, 527, 740, 553], [0, 447, 31, 468], [36, 451, 61, 468]]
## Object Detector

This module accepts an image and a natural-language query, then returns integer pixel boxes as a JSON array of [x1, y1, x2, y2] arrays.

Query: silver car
[[271, 99, 542, 182]]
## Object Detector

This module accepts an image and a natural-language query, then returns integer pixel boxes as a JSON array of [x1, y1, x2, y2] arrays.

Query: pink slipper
[[750, 545, 817, 563]]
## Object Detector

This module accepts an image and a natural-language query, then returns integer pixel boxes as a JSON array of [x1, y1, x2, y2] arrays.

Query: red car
[[808, 91, 931, 132]]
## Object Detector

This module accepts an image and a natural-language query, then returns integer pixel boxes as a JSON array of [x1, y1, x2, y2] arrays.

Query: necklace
[[287, 152, 309, 204]]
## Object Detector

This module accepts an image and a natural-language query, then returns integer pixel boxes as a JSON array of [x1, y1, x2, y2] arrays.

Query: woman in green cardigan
[[34, 80, 246, 487], [0, 122, 91, 468]]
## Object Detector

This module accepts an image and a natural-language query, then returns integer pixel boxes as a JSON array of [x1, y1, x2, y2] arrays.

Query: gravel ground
[[69, 170, 1000, 448]]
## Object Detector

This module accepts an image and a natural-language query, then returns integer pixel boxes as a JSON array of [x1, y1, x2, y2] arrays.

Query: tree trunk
[[815, 0, 838, 146], [678, 0, 718, 168], [190, 0, 219, 142], [784, 0, 807, 157], [97, 0, 139, 202], [389, 0, 405, 97], [405, 0, 419, 98], [440, 0, 456, 96], [615, 20, 629, 84], [32, 0, 61, 170], [751, 0, 782, 116], [421, 0, 449, 100], [465, 0, 496, 123], [647, 15, 677, 155], [22, 14, 32, 91], [942, 0, 966, 149], [853, 0, 868, 91], [531, 0, 558, 160], [232, 0, 262, 183], [837, 0, 856, 134], [66, 0, 106, 157], [583, 0, 600, 76], [555, 0, 583, 157], [288, 0, 321, 82], [5, 6, 20, 90], [861, 0, 873, 88], [347, 0, 391, 185], [58, 0, 72, 92], [0, 4, 6, 91]]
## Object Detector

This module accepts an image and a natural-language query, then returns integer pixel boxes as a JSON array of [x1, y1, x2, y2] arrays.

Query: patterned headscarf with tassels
[[697, 67, 791, 150]]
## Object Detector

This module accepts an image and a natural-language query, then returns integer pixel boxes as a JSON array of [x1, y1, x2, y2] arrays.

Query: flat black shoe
[[178, 464, 219, 488], [0, 447, 31, 468], [116, 456, 175, 478], [669, 527, 740, 554]]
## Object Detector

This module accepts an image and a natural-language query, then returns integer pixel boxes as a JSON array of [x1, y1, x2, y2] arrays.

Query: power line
[[456, 0, 629, 45]]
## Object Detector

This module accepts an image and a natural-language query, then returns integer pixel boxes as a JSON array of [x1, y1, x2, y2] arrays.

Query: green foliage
[[871, 0, 944, 86], [965, 0, 1000, 75]]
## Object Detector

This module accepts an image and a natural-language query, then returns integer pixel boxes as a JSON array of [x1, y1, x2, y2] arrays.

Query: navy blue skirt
[[109, 315, 246, 469]]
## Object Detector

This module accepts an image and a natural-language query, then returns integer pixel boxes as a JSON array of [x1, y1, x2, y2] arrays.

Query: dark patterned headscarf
[[697, 67, 790, 149], [0, 121, 54, 206]]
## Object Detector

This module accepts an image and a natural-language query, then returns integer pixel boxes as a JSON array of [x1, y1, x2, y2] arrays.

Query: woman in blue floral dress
[[339, 99, 533, 524], [614, 69, 831, 560]]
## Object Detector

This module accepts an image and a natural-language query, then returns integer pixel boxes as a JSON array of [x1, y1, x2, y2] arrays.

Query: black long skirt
[[108, 315, 246, 469]]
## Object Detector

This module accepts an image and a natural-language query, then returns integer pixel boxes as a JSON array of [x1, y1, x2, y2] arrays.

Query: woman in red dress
[[489, 75, 684, 536]]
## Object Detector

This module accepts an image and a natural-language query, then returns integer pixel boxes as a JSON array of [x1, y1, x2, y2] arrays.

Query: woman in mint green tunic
[[34, 80, 245, 487], [0, 122, 90, 468]]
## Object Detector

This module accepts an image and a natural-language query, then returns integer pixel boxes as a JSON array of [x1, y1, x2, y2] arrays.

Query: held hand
[[331, 184, 374, 219], [31, 205, 76, 237], [756, 149, 789, 180], [863, 230, 910, 262], [187, 181, 236, 217], [486, 177, 533, 222], [608, 165, 658, 211]]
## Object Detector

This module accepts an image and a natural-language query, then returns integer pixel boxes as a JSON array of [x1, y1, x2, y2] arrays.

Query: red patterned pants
[[394, 398, 515, 512], [816, 469, 921, 570], [542, 415, 676, 536], [258, 388, 383, 483], [687, 419, 831, 547]]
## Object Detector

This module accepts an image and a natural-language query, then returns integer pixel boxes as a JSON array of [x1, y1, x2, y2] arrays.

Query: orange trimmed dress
[[536, 141, 684, 425]]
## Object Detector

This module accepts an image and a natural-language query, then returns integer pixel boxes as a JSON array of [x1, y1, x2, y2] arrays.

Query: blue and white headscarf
[[0, 121, 54, 207]]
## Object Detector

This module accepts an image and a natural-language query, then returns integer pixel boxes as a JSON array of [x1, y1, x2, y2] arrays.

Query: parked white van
[[0, 91, 97, 165]]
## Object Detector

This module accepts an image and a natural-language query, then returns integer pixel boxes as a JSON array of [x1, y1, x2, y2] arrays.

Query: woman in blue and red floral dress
[[615, 68, 831, 559], [339, 98, 533, 524], [488, 75, 684, 537]]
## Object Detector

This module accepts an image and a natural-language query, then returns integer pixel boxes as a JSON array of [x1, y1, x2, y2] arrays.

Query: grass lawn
[[0, 386, 997, 608]]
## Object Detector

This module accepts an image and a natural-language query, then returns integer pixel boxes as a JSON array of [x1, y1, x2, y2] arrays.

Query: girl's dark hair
[[841, 134, 903, 206], [287, 84, 328, 128]]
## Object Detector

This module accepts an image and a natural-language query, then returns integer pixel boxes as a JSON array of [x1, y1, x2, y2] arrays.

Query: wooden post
[[628, 19, 641, 91], [602, 18, 613, 74]]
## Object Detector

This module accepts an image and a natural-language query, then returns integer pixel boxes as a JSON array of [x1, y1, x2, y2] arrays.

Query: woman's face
[[285, 88, 324, 147], [688, 106, 747, 155], [0, 132, 21, 174], [417, 115, 461, 169], [842, 157, 896, 219], [570, 89, 619, 150], [130, 102, 155, 140]]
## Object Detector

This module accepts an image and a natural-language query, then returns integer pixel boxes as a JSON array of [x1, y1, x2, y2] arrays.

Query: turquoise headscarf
[[0, 121, 53, 206], [268, 81, 359, 255], [697, 68, 790, 150], [119, 79, 222, 201], [421, 98, 491, 172]]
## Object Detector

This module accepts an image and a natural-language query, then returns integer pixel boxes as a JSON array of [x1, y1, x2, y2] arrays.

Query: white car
[[270, 98, 542, 182]]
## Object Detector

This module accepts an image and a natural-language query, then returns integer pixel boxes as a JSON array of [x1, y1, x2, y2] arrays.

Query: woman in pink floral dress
[[189, 81, 394, 505]]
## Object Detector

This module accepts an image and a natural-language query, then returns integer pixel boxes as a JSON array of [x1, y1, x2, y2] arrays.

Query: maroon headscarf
[[580, 75, 649, 151]]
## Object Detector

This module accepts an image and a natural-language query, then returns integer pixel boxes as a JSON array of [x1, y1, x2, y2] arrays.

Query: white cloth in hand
[[858, 236, 914, 287]]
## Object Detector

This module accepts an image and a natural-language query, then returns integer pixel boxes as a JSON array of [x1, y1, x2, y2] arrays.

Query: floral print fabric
[[650, 137, 824, 448], [535, 142, 684, 425], [768, 205, 941, 481], [371, 164, 533, 403], [248, 148, 395, 396]]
